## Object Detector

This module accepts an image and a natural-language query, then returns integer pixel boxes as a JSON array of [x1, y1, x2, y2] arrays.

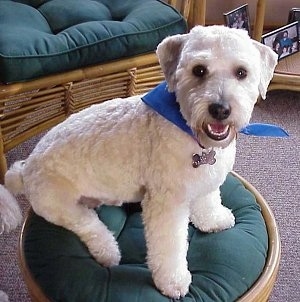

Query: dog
[[0, 25, 277, 299], [0, 185, 20, 302], [0, 184, 22, 234], [0, 290, 9, 302]]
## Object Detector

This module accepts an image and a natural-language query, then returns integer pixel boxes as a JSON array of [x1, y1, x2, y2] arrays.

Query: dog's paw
[[191, 205, 235, 233], [153, 268, 191, 299], [86, 234, 121, 267]]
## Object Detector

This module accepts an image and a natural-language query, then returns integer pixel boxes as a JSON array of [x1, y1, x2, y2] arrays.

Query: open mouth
[[203, 123, 231, 141]]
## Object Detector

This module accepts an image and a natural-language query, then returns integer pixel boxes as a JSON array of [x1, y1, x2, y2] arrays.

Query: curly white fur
[[0, 290, 9, 302], [0, 184, 22, 234], [0, 25, 277, 299]]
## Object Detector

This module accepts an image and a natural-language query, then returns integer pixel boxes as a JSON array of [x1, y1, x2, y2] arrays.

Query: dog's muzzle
[[196, 103, 236, 148]]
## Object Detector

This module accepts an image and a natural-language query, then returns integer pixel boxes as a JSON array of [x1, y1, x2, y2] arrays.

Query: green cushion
[[23, 173, 268, 301], [0, 0, 187, 83]]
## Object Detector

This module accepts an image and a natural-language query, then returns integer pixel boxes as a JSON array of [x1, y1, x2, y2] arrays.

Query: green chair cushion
[[23, 173, 268, 301], [0, 0, 187, 83]]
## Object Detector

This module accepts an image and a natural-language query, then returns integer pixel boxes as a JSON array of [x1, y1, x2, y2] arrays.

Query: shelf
[[275, 52, 300, 76], [269, 52, 300, 91]]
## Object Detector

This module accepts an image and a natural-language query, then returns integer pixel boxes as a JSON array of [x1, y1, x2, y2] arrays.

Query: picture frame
[[288, 8, 300, 34], [261, 21, 299, 61], [288, 8, 300, 23], [223, 4, 251, 36]]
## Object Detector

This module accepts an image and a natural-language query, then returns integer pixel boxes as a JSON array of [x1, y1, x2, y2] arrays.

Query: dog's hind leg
[[57, 204, 121, 267], [141, 191, 191, 299], [29, 178, 121, 267]]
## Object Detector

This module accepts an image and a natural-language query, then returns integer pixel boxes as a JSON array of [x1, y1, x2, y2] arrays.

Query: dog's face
[[157, 25, 278, 148]]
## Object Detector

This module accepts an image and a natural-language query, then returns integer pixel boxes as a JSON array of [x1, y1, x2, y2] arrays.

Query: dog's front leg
[[142, 191, 191, 299], [190, 188, 235, 233]]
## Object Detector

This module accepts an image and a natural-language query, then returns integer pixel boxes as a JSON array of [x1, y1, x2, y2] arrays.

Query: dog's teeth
[[208, 124, 229, 136], [205, 123, 231, 141]]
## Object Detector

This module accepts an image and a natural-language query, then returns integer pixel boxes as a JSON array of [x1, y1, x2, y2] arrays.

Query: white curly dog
[[0, 25, 277, 299]]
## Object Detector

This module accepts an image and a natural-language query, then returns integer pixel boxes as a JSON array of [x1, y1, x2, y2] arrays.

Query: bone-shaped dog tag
[[192, 150, 216, 168]]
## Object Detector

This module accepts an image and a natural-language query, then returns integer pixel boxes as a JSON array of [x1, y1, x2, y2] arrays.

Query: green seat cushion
[[23, 173, 268, 301], [0, 0, 187, 83]]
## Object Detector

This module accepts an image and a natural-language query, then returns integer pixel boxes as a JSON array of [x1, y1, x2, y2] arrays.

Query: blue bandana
[[141, 81, 289, 138]]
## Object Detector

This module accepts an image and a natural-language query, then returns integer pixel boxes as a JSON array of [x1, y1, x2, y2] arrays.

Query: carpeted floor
[[0, 90, 299, 301]]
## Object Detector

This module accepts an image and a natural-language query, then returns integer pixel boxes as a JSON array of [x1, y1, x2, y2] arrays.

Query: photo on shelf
[[261, 21, 299, 61], [223, 4, 251, 36], [288, 8, 300, 34]]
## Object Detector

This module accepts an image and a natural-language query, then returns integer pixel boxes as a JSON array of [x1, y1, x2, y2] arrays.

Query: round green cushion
[[23, 173, 268, 301]]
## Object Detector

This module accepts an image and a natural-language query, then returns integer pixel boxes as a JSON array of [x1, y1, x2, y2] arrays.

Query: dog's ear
[[252, 40, 278, 99], [156, 33, 188, 92]]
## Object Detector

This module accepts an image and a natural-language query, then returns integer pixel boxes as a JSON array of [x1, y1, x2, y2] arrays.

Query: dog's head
[[156, 25, 278, 148]]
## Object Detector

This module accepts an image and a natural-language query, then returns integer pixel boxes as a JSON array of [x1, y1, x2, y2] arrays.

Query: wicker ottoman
[[18, 172, 280, 302]]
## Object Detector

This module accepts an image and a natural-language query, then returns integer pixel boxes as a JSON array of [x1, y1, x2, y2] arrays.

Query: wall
[[205, 0, 300, 28]]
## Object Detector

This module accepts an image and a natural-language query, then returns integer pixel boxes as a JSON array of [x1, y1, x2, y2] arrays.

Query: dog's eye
[[236, 67, 247, 80], [192, 65, 207, 78]]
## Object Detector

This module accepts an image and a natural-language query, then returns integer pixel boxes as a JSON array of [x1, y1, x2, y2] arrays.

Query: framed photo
[[288, 8, 300, 23], [261, 22, 299, 61], [223, 4, 251, 36], [288, 8, 300, 33]]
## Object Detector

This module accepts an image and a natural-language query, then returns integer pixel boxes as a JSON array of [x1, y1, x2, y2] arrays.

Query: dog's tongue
[[209, 123, 227, 134]]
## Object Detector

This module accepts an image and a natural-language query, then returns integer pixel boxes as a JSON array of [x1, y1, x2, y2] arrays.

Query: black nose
[[208, 103, 231, 120]]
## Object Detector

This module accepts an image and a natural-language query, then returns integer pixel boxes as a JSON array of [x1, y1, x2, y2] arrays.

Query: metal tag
[[192, 150, 216, 168]]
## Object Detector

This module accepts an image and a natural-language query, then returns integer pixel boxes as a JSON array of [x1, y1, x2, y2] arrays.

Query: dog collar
[[141, 81, 289, 139]]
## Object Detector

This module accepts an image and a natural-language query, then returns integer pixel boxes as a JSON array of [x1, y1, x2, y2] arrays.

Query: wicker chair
[[0, 0, 205, 183]]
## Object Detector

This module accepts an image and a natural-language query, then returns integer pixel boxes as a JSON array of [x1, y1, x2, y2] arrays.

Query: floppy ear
[[156, 33, 188, 91], [252, 40, 278, 99]]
